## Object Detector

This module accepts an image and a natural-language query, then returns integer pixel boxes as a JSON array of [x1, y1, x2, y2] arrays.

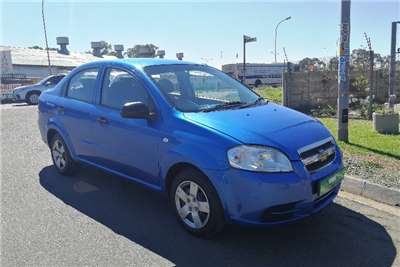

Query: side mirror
[[121, 102, 153, 119]]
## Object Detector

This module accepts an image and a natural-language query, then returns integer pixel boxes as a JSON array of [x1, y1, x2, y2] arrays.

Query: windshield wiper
[[201, 101, 244, 112], [239, 97, 268, 109]]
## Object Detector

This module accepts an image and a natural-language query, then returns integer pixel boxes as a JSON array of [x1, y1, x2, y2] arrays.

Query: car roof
[[77, 58, 199, 70]]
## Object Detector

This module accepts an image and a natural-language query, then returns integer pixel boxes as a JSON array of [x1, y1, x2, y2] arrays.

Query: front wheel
[[26, 91, 40, 105], [170, 168, 225, 238], [50, 133, 78, 175]]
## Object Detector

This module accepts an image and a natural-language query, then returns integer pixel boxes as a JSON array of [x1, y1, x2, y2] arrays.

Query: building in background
[[0, 37, 118, 101], [0, 46, 115, 80]]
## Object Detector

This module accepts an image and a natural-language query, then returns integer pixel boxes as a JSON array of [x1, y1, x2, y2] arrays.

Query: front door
[[91, 67, 162, 187]]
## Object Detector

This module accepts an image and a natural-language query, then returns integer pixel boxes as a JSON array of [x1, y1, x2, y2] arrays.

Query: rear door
[[58, 67, 100, 160]]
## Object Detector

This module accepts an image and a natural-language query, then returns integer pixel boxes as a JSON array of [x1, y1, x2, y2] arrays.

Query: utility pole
[[243, 36, 246, 84], [283, 47, 289, 70], [388, 21, 399, 108], [364, 32, 374, 120], [41, 0, 52, 75], [242, 35, 257, 84], [337, 0, 351, 142]]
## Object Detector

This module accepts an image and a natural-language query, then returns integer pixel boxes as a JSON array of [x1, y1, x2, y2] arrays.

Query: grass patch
[[254, 86, 283, 104], [319, 118, 400, 160]]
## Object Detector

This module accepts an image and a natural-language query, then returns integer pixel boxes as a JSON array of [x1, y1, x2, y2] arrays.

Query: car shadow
[[39, 165, 397, 267], [12, 103, 31, 107]]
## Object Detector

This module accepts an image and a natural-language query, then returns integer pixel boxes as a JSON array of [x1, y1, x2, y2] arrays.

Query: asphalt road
[[1, 103, 399, 267]]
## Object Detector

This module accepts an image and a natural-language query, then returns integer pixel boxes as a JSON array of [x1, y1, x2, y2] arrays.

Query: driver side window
[[101, 68, 153, 110]]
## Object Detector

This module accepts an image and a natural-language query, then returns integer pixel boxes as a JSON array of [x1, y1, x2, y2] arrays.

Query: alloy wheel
[[52, 139, 67, 170], [175, 180, 210, 229], [29, 94, 39, 104]]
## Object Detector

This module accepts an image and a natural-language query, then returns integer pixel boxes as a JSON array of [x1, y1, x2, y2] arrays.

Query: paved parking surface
[[1, 103, 399, 267]]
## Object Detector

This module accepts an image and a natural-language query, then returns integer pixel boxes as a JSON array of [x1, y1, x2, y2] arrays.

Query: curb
[[341, 175, 400, 207]]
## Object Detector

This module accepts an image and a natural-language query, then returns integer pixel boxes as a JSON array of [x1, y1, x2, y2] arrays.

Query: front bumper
[[13, 91, 24, 101], [206, 147, 343, 226]]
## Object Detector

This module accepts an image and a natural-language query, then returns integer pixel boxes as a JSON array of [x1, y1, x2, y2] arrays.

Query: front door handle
[[96, 117, 108, 124]]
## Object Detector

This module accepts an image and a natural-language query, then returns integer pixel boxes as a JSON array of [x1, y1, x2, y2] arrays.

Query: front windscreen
[[144, 64, 261, 112]]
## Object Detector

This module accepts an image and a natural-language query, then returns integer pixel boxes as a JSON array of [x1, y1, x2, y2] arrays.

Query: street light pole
[[274, 16, 291, 63], [337, 0, 351, 142]]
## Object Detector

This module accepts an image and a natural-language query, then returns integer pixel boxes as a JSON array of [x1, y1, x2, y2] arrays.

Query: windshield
[[144, 64, 262, 112], [37, 76, 51, 85]]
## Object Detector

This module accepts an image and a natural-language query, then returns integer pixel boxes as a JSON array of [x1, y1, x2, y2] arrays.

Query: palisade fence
[[0, 73, 36, 101], [282, 70, 400, 116]]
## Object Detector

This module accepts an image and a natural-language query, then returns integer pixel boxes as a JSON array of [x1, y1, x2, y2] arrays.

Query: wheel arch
[[47, 128, 58, 145], [163, 161, 227, 211], [25, 90, 42, 104], [45, 125, 77, 160], [25, 90, 41, 98], [165, 162, 203, 195]]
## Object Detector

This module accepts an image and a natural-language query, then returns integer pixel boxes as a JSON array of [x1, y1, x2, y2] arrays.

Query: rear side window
[[101, 68, 153, 110], [67, 68, 99, 103]]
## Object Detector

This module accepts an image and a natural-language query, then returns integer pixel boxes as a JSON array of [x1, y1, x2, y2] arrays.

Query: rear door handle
[[96, 117, 108, 124], [46, 101, 56, 108]]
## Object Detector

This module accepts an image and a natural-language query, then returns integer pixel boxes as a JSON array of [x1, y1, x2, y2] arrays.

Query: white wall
[[12, 65, 73, 80]]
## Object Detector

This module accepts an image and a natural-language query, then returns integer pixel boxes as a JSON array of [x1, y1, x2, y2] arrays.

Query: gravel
[[343, 152, 400, 190]]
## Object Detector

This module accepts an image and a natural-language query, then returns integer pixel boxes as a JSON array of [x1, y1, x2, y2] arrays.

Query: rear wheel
[[170, 168, 225, 238], [50, 133, 77, 175], [26, 91, 40, 105]]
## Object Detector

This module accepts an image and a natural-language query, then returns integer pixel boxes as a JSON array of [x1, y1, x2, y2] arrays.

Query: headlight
[[227, 145, 293, 172]]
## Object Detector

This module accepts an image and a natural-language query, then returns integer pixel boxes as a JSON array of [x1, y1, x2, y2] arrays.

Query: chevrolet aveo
[[38, 59, 344, 237]]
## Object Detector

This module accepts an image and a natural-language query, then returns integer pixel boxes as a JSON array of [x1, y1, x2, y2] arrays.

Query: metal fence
[[0, 73, 36, 101]]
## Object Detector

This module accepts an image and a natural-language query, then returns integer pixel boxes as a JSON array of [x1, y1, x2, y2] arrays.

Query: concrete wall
[[283, 70, 400, 111]]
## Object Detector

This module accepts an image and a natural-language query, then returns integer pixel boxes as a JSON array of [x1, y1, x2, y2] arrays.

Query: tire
[[26, 91, 40, 105], [254, 79, 262, 88], [50, 133, 78, 175], [169, 168, 225, 238]]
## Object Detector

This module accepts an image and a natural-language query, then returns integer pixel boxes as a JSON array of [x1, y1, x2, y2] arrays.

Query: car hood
[[14, 84, 40, 92], [183, 103, 333, 160]]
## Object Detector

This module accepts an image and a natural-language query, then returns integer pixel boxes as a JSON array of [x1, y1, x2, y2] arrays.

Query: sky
[[1, 0, 399, 68]]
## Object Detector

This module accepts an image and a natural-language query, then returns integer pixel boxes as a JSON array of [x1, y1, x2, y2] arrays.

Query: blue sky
[[1, 1, 399, 68]]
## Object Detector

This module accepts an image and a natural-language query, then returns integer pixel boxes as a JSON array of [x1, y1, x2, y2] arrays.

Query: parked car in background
[[38, 59, 344, 237], [13, 74, 66, 105]]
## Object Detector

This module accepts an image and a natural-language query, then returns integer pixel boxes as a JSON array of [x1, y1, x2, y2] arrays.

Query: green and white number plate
[[318, 168, 345, 196]]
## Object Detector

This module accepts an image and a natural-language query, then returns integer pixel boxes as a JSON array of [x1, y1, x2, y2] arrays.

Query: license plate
[[318, 168, 345, 196]]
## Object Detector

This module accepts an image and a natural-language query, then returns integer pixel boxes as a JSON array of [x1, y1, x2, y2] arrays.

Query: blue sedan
[[38, 59, 344, 237]]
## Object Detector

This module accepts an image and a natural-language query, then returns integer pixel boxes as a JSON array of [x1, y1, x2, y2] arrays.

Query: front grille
[[299, 138, 336, 172]]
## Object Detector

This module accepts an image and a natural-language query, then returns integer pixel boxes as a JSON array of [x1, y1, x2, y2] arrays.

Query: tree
[[125, 44, 158, 58], [351, 48, 369, 72], [328, 57, 338, 72], [298, 57, 326, 72], [28, 45, 57, 51]]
